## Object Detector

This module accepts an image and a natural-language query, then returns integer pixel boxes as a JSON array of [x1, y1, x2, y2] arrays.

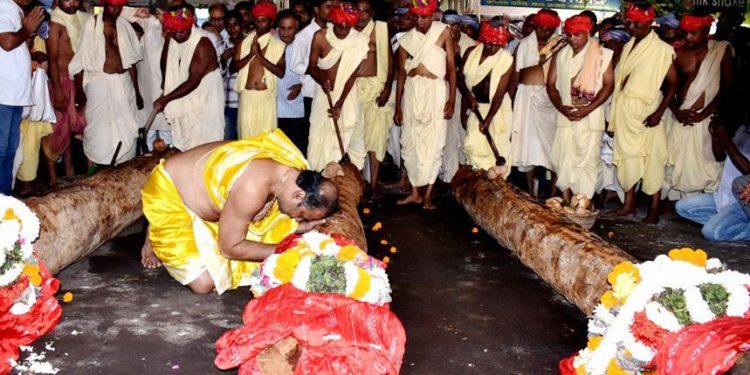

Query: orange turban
[[535, 9, 560, 29], [564, 15, 593, 34], [252, 1, 277, 22], [478, 21, 510, 46], [624, 3, 656, 23], [163, 8, 195, 31], [410, 0, 438, 16], [680, 14, 714, 31], [328, 2, 360, 26]]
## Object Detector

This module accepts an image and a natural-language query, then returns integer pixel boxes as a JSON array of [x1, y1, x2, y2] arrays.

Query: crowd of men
[[1, 0, 749, 241]]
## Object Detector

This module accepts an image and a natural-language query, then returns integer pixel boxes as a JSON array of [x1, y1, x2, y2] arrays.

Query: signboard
[[480, 0, 621, 12], [693, 0, 747, 13]]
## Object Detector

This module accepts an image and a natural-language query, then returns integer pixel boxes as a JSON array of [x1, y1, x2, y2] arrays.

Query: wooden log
[[319, 162, 367, 251], [25, 155, 366, 275], [25, 155, 162, 274], [451, 167, 634, 315]]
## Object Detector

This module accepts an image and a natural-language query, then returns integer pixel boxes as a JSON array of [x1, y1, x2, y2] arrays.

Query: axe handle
[[472, 108, 506, 167], [324, 89, 347, 162]]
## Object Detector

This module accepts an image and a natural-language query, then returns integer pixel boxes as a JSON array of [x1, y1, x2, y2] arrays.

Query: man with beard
[[234, 2, 285, 139], [154, 7, 224, 151]]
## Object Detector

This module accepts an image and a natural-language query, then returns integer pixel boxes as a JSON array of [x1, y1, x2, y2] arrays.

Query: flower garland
[[561, 248, 750, 375], [249, 231, 392, 306], [0, 195, 62, 374]]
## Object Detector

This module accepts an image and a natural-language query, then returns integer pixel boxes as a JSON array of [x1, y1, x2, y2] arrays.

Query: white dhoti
[[511, 84, 557, 171], [83, 72, 139, 165], [401, 76, 447, 186], [440, 93, 465, 182]]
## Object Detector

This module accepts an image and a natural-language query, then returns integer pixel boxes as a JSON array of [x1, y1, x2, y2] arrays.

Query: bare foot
[[422, 201, 437, 210], [642, 212, 660, 224], [141, 239, 162, 269], [384, 181, 406, 191], [608, 206, 635, 217], [397, 193, 423, 205]]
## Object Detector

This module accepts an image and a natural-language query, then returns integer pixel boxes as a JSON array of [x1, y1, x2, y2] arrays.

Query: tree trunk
[[451, 167, 634, 314], [25, 156, 366, 275]]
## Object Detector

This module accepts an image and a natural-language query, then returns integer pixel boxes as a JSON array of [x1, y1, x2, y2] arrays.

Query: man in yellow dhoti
[[610, 3, 678, 223], [394, 0, 456, 209], [140, 129, 339, 294], [547, 15, 614, 205], [354, 0, 393, 199], [234, 2, 286, 139], [459, 20, 514, 177], [663, 14, 734, 201], [510, 9, 564, 199], [307, 3, 369, 171], [154, 8, 224, 151], [69, 0, 143, 166]]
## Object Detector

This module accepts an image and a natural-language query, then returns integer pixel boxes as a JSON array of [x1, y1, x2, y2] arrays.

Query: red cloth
[[655, 317, 750, 375], [624, 3, 656, 23], [409, 0, 438, 16], [535, 9, 560, 29], [680, 14, 714, 32], [478, 21, 510, 46], [564, 15, 593, 35], [252, 1, 277, 22], [0, 260, 62, 374], [101, 0, 128, 6], [163, 9, 195, 32], [215, 284, 406, 374], [558, 354, 577, 375], [47, 74, 86, 159], [328, 3, 360, 26]]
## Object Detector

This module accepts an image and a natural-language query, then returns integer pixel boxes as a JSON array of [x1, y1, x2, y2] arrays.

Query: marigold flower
[[607, 231, 615, 239], [337, 245, 360, 262], [3, 208, 17, 221], [383, 256, 390, 264], [600, 290, 619, 309], [586, 335, 603, 350], [380, 239, 389, 245], [575, 366, 586, 375], [372, 222, 382, 231], [63, 292, 74, 303], [471, 227, 479, 234], [606, 359, 628, 375], [23, 264, 41, 286], [348, 268, 371, 300], [362, 208, 371, 215], [274, 249, 302, 283], [389, 247, 397, 254], [668, 247, 708, 267], [608, 262, 640, 301]]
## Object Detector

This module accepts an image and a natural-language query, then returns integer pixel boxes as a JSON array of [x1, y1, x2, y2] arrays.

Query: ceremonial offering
[[0, 196, 62, 374], [560, 248, 750, 375], [249, 230, 391, 306]]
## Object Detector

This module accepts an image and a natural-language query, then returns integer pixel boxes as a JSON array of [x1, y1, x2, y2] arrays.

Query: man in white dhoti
[[69, 0, 143, 166], [152, 7, 224, 152], [610, 3, 678, 223], [440, 11, 469, 184], [547, 15, 614, 206], [510, 9, 565, 199], [393, 0, 456, 209], [663, 14, 734, 201], [307, 2, 369, 171], [459, 20, 514, 178]]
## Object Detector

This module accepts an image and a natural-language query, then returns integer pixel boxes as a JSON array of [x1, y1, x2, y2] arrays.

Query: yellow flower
[[62, 292, 74, 303], [389, 246, 397, 254], [382, 256, 390, 264], [380, 239, 389, 245], [606, 359, 628, 375], [274, 249, 302, 283], [575, 366, 587, 375], [3, 208, 18, 221], [608, 262, 640, 301], [600, 290, 619, 309], [668, 247, 708, 267], [362, 208, 371, 215], [471, 227, 479, 234], [23, 264, 41, 286], [372, 222, 382, 232], [348, 268, 371, 300], [318, 238, 334, 250], [586, 336, 603, 350], [337, 245, 361, 262]]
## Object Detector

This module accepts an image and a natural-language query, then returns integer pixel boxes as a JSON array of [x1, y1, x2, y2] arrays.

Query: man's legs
[[0, 105, 23, 195], [368, 151, 382, 199], [675, 192, 717, 225], [643, 191, 662, 224], [224, 106, 238, 140], [303, 97, 313, 158], [701, 204, 750, 242]]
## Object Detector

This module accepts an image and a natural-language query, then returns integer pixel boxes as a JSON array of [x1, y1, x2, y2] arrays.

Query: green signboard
[[480, 0, 621, 12]]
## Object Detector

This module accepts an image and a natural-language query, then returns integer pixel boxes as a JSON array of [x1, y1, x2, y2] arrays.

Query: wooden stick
[[137, 109, 158, 156], [323, 89, 349, 164], [472, 109, 506, 166]]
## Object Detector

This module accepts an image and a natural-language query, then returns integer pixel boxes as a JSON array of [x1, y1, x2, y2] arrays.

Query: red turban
[[163, 8, 195, 32], [252, 1, 277, 22], [410, 0, 438, 16], [624, 3, 656, 23], [564, 15, 593, 34], [329, 2, 360, 26], [535, 9, 561, 29], [680, 14, 714, 31], [478, 21, 510, 46], [101, 0, 127, 6]]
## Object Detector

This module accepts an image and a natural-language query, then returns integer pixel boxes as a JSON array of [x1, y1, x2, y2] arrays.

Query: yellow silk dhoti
[[17, 120, 53, 182], [359, 76, 392, 161], [238, 89, 277, 139], [142, 130, 307, 294]]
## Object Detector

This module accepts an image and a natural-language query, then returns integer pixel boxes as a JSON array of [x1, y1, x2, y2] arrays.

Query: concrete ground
[[19, 184, 749, 375]]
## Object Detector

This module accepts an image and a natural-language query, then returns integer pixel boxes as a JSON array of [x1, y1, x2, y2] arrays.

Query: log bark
[[451, 167, 634, 315], [318, 162, 367, 251], [25, 156, 366, 275]]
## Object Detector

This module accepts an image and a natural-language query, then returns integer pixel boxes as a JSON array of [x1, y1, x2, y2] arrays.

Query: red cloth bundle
[[163, 8, 195, 32], [535, 9, 560, 29], [252, 1, 278, 22], [101, 0, 128, 6], [564, 15, 593, 35], [409, 0, 438, 16], [328, 2, 360, 26], [478, 21, 510, 46], [680, 14, 714, 31], [624, 3, 656, 23]]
